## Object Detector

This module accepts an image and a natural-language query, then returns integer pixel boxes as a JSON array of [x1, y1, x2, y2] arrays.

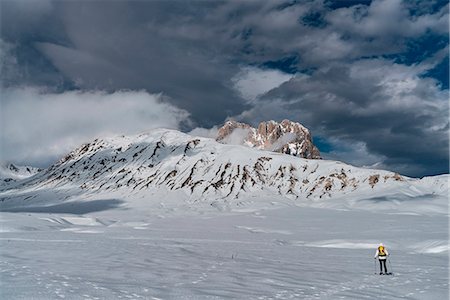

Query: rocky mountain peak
[[216, 119, 321, 159]]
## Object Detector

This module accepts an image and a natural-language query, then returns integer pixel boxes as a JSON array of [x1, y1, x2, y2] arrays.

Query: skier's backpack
[[378, 246, 386, 256]]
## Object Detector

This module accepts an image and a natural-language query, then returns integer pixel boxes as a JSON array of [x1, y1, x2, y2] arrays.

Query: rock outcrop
[[216, 119, 321, 159]]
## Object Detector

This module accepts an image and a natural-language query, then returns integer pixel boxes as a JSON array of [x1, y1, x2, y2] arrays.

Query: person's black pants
[[379, 259, 388, 273]]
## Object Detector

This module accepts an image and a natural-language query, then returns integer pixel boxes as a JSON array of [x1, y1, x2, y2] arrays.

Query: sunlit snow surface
[[0, 199, 448, 300]]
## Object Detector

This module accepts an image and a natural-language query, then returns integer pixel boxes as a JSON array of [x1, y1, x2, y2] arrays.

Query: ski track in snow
[[0, 204, 448, 300]]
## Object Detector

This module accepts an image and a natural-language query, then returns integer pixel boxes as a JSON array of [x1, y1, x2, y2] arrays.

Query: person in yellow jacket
[[374, 243, 389, 274]]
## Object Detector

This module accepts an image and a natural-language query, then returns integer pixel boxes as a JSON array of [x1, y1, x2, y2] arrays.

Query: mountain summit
[[216, 120, 321, 159]]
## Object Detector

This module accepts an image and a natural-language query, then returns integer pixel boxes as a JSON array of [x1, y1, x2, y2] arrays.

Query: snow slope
[[0, 163, 41, 187]]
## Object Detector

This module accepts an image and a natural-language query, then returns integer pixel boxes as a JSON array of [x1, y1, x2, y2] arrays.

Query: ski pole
[[374, 258, 377, 274], [388, 258, 394, 275]]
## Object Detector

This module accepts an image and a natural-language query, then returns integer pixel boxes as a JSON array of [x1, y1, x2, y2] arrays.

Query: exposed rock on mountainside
[[216, 120, 321, 159]]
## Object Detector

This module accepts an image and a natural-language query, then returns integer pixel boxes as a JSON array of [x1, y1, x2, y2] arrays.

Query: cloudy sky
[[0, 0, 448, 177]]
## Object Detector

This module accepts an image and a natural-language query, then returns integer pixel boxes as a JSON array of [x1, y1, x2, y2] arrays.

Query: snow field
[[0, 203, 447, 299]]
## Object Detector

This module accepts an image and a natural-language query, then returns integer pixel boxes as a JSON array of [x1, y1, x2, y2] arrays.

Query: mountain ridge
[[1, 129, 447, 214]]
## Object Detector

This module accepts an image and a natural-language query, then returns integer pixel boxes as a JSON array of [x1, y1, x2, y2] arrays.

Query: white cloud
[[188, 126, 219, 139], [218, 128, 251, 145], [320, 139, 387, 169], [326, 0, 448, 39], [0, 88, 190, 167], [268, 132, 297, 152], [231, 66, 294, 102]]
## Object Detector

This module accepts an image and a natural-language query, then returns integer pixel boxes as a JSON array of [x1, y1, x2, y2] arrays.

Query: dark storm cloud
[[239, 57, 448, 177], [34, 1, 251, 127], [0, 0, 448, 177], [0, 0, 70, 89]]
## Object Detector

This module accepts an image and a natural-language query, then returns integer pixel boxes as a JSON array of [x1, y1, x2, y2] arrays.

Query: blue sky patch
[[390, 34, 448, 66], [423, 55, 449, 90], [261, 56, 299, 74], [325, 0, 372, 9], [313, 136, 333, 153]]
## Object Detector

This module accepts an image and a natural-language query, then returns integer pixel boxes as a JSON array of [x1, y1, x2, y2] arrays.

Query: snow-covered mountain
[[1, 129, 447, 213], [0, 163, 41, 186], [216, 119, 321, 159]]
